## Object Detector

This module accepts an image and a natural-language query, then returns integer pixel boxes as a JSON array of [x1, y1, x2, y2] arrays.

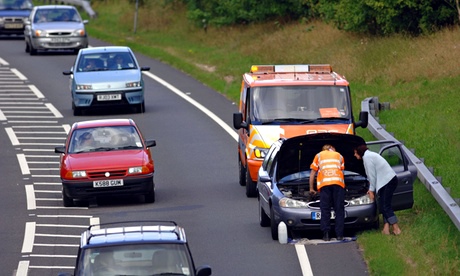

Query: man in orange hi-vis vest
[[309, 144, 345, 241]]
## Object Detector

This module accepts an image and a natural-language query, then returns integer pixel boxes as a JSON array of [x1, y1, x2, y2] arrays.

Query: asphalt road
[[0, 36, 369, 276]]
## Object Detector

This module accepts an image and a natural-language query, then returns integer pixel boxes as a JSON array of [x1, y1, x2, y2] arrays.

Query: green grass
[[82, 1, 460, 275]]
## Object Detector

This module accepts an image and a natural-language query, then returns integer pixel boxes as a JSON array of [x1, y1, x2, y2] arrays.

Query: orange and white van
[[233, 64, 368, 197]]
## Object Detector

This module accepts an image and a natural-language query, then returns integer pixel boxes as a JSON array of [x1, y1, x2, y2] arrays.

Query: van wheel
[[245, 169, 257, 198], [238, 156, 246, 186], [145, 181, 155, 203]]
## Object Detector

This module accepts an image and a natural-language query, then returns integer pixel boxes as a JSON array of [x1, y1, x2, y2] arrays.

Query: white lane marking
[[17, 137, 65, 140], [29, 265, 74, 269], [90, 217, 100, 229], [35, 233, 80, 238], [0, 109, 5, 121], [6, 127, 19, 145], [22, 222, 35, 253], [36, 206, 87, 210], [143, 71, 238, 141], [29, 85, 45, 98], [0, 102, 42, 105], [295, 244, 314, 276], [8, 120, 58, 123], [37, 215, 93, 218], [0, 57, 8, 66], [34, 243, 79, 247], [63, 124, 71, 134], [11, 68, 27, 80], [16, 260, 29, 276], [36, 224, 88, 228], [24, 155, 58, 158], [25, 185, 36, 210], [33, 182, 61, 185], [46, 103, 63, 118], [17, 154, 30, 175], [29, 254, 76, 258]]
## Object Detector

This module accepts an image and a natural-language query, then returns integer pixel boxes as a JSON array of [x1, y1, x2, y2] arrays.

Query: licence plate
[[51, 37, 70, 43], [312, 211, 336, 220], [5, 23, 23, 29], [93, 179, 123, 188], [97, 94, 122, 101]]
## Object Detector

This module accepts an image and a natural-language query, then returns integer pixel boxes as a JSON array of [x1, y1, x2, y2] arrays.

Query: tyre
[[259, 201, 270, 227], [29, 45, 37, 56], [238, 155, 246, 186], [62, 189, 74, 207], [270, 207, 278, 240], [245, 169, 257, 198], [25, 42, 30, 53], [145, 181, 155, 203]]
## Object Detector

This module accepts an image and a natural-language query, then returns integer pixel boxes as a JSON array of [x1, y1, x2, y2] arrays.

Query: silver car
[[62, 46, 151, 116], [257, 133, 417, 240], [24, 5, 88, 55], [0, 0, 33, 36]]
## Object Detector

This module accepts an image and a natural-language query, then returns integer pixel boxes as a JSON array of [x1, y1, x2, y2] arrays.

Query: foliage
[[183, 0, 458, 35]]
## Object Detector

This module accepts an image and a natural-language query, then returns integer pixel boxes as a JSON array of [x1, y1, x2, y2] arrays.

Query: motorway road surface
[[0, 36, 369, 276]]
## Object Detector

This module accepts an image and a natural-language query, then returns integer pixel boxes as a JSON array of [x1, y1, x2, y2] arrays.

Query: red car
[[55, 119, 156, 207]]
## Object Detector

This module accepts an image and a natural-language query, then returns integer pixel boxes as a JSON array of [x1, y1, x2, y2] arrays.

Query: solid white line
[[36, 206, 87, 210], [23, 149, 56, 152], [16, 261, 29, 276], [8, 120, 59, 123], [29, 85, 45, 98], [14, 131, 67, 134], [5, 115, 57, 118], [18, 137, 65, 140], [29, 254, 76, 258], [35, 233, 80, 238], [33, 182, 61, 185], [17, 143, 62, 146], [17, 154, 30, 175], [46, 103, 63, 118], [25, 185, 36, 210], [32, 175, 60, 178], [0, 102, 42, 105], [13, 125, 64, 128], [30, 168, 60, 171], [90, 217, 100, 228], [27, 161, 60, 164], [0, 97, 39, 100], [37, 215, 93, 218], [25, 155, 59, 158], [295, 244, 314, 276], [34, 243, 79, 247], [22, 222, 35, 253], [36, 198, 62, 201], [6, 127, 19, 145], [143, 71, 238, 141], [0, 109, 5, 121], [3, 110, 52, 114], [0, 106, 47, 109], [29, 265, 75, 269], [36, 224, 88, 228], [11, 68, 27, 80], [34, 190, 61, 193]]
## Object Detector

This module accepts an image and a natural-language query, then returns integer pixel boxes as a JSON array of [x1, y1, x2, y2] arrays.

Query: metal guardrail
[[36, 0, 96, 18], [362, 97, 460, 231]]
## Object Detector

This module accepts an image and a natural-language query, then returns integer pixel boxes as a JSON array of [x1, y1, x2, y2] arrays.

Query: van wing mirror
[[233, 113, 248, 130], [355, 111, 368, 129]]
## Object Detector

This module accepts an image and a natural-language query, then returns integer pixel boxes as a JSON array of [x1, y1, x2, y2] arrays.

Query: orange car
[[55, 118, 156, 207]]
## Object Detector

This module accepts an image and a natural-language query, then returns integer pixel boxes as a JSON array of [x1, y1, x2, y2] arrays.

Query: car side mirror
[[233, 112, 248, 130], [145, 140, 156, 147], [141, 66, 150, 71], [196, 265, 212, 276], [63, 70, 73, 76], [55, 146, 65, 154]]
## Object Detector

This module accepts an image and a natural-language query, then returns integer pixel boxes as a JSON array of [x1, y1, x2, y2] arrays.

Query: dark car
[[257, 133, 417, 240], [55, 118, 156, 207], [58, 221, 212, 276], [0, 0, 33, 36]]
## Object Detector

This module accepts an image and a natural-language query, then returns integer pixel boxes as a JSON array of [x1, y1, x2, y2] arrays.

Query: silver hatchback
[[24, 5, 88, 55]]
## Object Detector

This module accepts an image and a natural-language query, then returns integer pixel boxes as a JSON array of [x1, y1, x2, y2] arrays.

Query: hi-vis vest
[[310, 150, 345, 190]]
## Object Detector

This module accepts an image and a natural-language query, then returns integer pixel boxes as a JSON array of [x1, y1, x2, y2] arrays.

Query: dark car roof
[[276, 133, 366, 180]]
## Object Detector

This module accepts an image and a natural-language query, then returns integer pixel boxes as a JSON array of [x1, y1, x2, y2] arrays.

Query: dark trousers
[[377, 176, 399, 225], [320, 185, 345, 237]]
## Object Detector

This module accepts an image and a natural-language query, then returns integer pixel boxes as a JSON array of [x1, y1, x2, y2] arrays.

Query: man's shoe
[[337, 236, 344, 241], [323, 232, 330, 241]]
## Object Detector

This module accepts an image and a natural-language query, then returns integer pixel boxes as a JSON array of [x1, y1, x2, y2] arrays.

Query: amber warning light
[[250, 64, 333, 74]]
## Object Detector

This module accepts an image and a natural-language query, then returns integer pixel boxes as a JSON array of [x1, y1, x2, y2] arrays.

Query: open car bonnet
[[276, 133, 367, 182]]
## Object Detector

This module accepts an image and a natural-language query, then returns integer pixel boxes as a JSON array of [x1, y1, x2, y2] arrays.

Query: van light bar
[[250, 64, 332, 74]]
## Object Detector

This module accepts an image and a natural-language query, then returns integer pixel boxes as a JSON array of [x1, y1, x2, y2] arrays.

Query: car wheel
[[29, 45, 37, 56], [270, 207, 278, 240], [245, 168, 257, 198], [145, 181, 155, 203], [62, 189, 74, 207], [73, 106, 82, 116], [259, 201, 270, 227], [238, 155, 246, 186], [25, 42, 30, 53]]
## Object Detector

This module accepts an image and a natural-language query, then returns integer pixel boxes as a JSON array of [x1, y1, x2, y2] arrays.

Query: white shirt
[[362, 150, 396, 193]]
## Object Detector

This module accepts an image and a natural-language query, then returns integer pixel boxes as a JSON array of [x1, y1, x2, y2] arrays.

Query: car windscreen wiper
[[92, 147, 116, 152]]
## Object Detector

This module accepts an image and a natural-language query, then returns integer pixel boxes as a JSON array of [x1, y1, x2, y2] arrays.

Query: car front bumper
[[272, 203, 378, 230], [73, 89, 144, 108], [30, 36, 88, 50], [62, 174, 154, 200]]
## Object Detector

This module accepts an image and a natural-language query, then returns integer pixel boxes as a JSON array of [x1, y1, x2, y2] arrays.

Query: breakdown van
[[233, 64, 368, 197]]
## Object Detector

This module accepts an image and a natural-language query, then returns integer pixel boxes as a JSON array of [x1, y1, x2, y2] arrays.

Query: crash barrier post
[[362, 97, 460, 231], [36, 0, 96, 19]]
